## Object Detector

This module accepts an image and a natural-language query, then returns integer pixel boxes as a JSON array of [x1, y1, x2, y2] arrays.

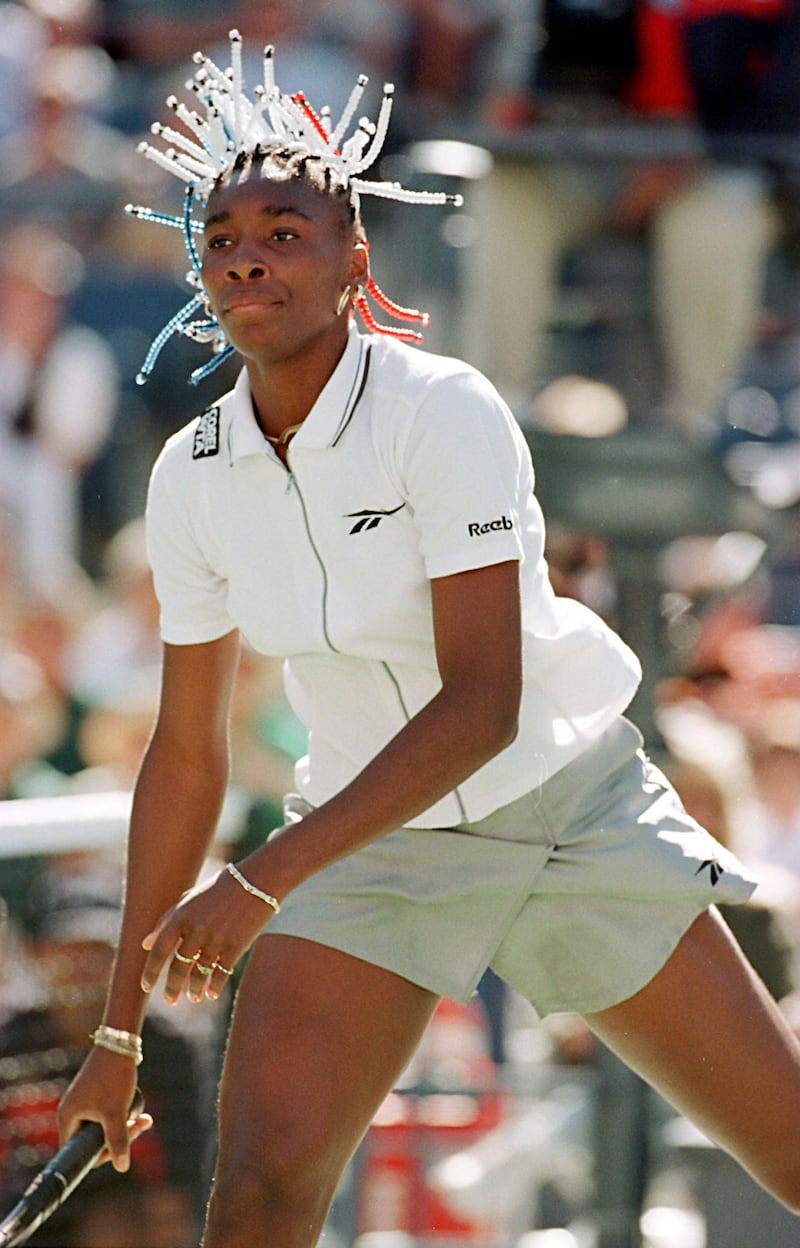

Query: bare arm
[[251, 558, 523, 894], [57, 629, 241, 1167], [103, 628, 241, 1030]]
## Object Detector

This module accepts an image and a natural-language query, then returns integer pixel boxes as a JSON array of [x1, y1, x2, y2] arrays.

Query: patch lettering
[[467, 515, 513, 537], [192, 407, 221, 459]]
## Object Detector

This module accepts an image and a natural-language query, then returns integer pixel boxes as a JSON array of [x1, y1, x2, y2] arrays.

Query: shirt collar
[[226, 325, 370, 463]]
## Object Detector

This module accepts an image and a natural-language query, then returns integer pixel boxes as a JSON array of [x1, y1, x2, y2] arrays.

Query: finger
[[186, 954, 220, 1002], [104, 1110, 135, 1173], [95, 1112, 153, 1170], [206, 956, 236, 1000], [158, 943, 202, 1004], [56, 1105, 84, 1151], [140, 906, 173, 952], [141, 925, 185, 994], [141, 947, 171, 995]]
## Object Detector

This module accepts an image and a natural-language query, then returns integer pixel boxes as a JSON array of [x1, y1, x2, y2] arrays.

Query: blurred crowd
[[3, 0, 800, 1243]]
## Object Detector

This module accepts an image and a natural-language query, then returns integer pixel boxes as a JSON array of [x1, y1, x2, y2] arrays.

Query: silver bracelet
[[225, 862, 281, 914]]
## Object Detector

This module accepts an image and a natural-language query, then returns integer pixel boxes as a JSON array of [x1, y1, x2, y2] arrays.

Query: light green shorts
[[263, 717, 757, 1016]]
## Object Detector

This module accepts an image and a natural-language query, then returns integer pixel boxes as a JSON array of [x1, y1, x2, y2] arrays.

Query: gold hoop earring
[[336, 287, 352, 317]]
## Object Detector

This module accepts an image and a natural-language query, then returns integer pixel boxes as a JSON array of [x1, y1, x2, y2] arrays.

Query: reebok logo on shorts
[[468, 515, 513, 537], [695, 857, 724, 886], [193, 407, 221, 459]]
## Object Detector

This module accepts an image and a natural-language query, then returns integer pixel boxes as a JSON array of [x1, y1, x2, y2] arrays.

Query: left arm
[[259, 557, 523, 891], [141, 558, 522, 989]]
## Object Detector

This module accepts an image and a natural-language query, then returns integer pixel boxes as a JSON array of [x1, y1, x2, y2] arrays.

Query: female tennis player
[[58, 34, 800, 1246]]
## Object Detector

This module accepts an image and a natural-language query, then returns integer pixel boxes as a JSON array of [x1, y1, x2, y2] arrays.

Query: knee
[[205, 1141, 337, 1245]]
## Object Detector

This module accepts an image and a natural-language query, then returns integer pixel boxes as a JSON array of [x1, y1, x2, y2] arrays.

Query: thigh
[[215, 934, 439, 1182], [583, 908, 800, 1205]]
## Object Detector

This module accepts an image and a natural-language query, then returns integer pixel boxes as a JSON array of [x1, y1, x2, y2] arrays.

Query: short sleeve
[[399, 369, 530, 579], [145, 451, 235, 645]]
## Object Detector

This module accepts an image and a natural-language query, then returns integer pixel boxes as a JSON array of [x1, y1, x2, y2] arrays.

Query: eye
[[205, 234, 231, 250], [271, 228, 299, 243]]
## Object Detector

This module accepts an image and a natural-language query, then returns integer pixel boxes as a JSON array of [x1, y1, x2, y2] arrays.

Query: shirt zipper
[[286, 467, 339, 653]]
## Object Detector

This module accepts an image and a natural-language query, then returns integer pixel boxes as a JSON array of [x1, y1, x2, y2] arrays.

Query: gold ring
[[174, 950, 196, 965], [195, 962, 213, 976], [213, 961, 234, 976]]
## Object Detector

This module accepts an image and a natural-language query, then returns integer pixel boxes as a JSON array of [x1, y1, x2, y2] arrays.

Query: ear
[[350, 241, 370, 287]]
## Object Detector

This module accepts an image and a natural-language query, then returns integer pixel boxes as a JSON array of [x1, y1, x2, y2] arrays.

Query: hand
[[57, 1049, 153, 1174], [140, 864, 272, 1004]]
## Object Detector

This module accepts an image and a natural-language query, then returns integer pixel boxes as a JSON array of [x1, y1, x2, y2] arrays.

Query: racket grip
[[0, 1088, 145, 1248]]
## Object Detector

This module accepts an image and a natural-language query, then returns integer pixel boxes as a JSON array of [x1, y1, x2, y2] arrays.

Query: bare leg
[[583, 908, 800, 1211], [202, 935, 439, 1248]]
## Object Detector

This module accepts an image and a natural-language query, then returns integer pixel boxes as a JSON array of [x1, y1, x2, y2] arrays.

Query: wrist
[[225, 861, 281, 914], [92, 1024, 143, 1065]]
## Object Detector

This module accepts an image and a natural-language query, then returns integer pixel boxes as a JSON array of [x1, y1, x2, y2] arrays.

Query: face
[[200, 173, 363, 366]]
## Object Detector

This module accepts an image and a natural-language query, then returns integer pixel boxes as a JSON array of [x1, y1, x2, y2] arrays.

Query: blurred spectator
[[0, 225, 119, 590], [100, 0, 400, 115], [99, 0, 236, 69], [0, 514, 22, 641], [394, 0, 501, 130], [0, 642, 72, 934], [545, 523, 620, 624], [766, 505, 800, 627], [0, 2, 48, 145], [15, 571, 99, 778], [0, 16, 126, 245], [462, 0, 798, 437], [65, 517, 161, 708], [224, 0, 386, 119], [71, 688, 157, 792], [0, 645, 66, 800], [0, 858, 211, 1247], [747, 697, 800, 879]]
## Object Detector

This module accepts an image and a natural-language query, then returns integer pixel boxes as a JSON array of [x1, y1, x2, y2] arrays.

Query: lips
[[224, 294, 281, 315], [220, 284, 284, 316]]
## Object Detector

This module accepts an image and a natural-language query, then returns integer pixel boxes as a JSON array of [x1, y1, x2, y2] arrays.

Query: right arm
[[57, 629, 241, 1170]]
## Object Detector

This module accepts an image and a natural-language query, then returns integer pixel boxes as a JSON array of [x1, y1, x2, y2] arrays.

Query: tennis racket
[[0, 1088, 145, 1248]]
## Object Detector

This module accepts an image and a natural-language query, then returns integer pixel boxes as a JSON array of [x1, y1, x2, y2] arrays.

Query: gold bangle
[[225, 862, 280, 914], [94, 1024, 142, 1049], [92, 1028, 143, 1065]]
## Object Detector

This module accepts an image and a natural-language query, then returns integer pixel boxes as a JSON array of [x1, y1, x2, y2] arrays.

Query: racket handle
[[0, 1088, 145, 1248]]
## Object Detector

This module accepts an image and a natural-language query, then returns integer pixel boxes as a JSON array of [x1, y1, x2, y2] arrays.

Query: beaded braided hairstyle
[[128, 30, 462, 386]]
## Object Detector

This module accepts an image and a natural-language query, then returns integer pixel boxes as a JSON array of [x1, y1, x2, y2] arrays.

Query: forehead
[[204, 172, 345, 231]]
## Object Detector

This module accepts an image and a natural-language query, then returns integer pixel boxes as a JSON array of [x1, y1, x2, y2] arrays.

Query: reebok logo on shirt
[[468, 515, 513, 537], [345, 504, 405, 534], [192, 407, 221, 459]]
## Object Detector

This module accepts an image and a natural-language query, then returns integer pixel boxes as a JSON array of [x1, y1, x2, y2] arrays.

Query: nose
[[226, 253, 270, 281]]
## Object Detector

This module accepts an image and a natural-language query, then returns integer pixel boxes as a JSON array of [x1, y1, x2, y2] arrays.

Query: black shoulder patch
[[192, 407, 221, 459]]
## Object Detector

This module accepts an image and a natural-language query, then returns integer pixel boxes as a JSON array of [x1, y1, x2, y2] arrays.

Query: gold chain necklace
[[263, 422, 303, 447]]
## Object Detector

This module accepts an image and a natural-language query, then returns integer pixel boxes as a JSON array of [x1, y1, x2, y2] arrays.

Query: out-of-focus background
[[2, 1, 800, 1244]]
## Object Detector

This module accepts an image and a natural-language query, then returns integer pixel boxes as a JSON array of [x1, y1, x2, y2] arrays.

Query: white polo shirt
[[146, 325, 641, 827]]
